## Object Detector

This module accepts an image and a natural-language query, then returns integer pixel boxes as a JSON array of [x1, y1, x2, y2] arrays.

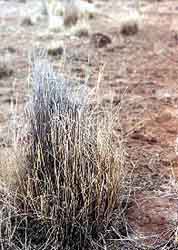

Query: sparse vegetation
[[44, 0, 95, 32], [1, 0, 178, 249]]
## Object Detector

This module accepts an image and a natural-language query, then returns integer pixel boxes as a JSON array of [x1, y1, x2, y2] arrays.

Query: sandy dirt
[[1, 0, 178, 248]]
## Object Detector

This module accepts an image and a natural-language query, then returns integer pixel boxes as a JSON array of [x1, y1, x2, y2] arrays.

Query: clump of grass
[[47, 41, 64, 57], [0, 51, 126, 249], [70, 19, 90, 37], [120, 12, 141, 36], [0, 59, 13, 79], [63, 0, 79, 27]]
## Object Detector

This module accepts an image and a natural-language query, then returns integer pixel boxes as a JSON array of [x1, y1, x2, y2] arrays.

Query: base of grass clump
[[0, 52, 126, 249]]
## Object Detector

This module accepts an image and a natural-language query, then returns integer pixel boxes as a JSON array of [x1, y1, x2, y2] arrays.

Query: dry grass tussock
[[69, 19, 90, 37], [0, 51, 126, 249], [119, 11, 141, 36], [0, 57, 13, 79], [63, 0, 79, 27]]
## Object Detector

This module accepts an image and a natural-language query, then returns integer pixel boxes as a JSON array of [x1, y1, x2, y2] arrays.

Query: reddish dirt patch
[[127, 191, 178, 247]]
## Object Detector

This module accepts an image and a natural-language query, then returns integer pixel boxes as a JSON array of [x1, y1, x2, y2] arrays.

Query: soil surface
[[1, 0, 178, 249]]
